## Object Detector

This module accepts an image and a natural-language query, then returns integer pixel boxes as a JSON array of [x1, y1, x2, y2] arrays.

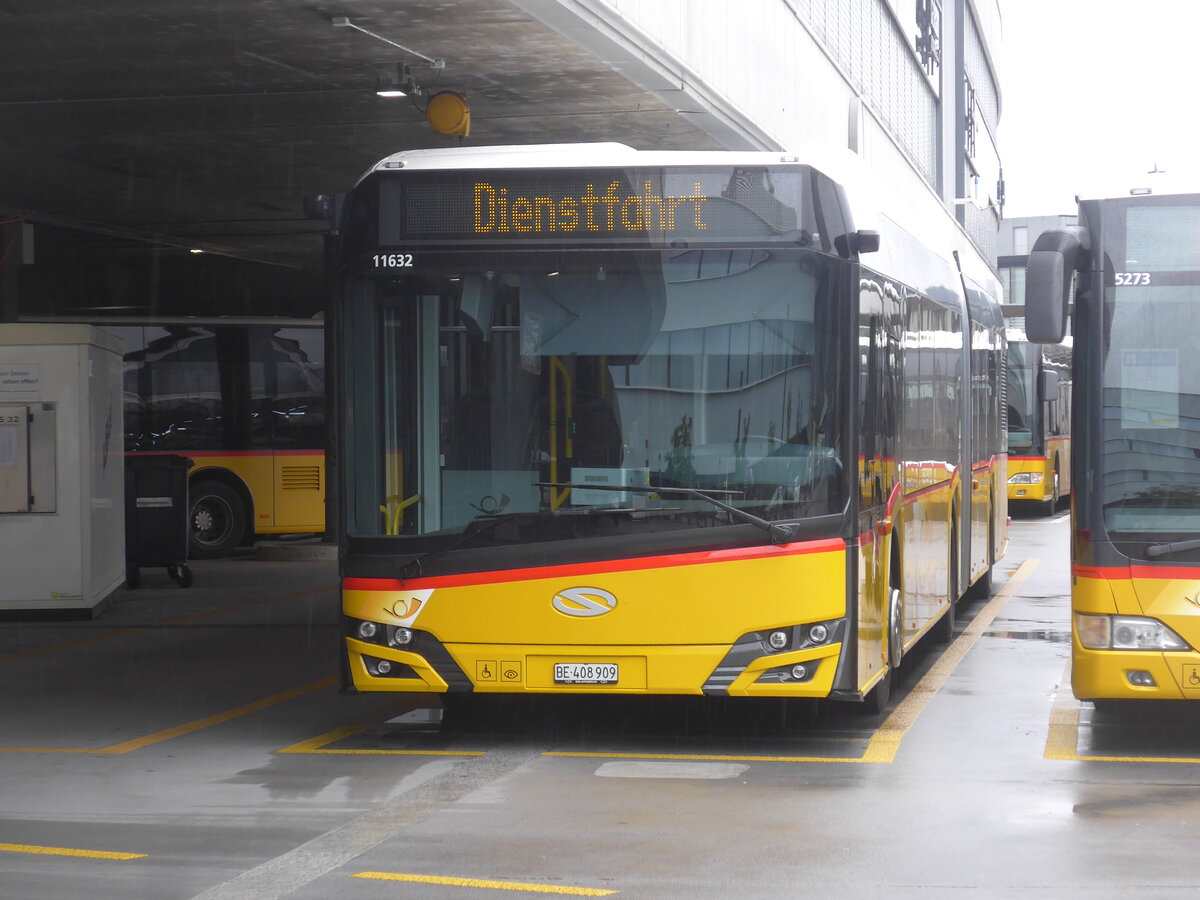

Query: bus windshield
[[1006, 341, 1037, 451], [1101, 204, 1200, 539], [350, 247, 850, 544]]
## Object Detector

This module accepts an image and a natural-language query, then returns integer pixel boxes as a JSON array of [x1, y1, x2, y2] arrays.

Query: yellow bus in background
[[106, 319, 325, 558], [1027, 188, 1200, 704], [1005, 332, 1071, 513]]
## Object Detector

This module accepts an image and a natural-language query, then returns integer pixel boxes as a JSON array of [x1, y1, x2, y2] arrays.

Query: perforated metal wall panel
[[793, 0, 938, 186], [964, 9, 999, 133]]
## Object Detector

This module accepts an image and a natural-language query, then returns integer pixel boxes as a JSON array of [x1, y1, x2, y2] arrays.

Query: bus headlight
[[357, 621, 378, 640], [1008, 472, 1043, 484], [1075, 614, 1190, 651]]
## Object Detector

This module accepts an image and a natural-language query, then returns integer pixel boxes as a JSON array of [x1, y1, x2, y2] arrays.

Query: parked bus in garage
[[1026, 186, 1200, 703], [103, 318, 326, 558], [333, 143, 1007, 710], [1005, 330, 1071, 513]]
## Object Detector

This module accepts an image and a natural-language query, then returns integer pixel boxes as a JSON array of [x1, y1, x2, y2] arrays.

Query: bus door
[[856, 281, 901, 687], [265, 327, 327, 532]]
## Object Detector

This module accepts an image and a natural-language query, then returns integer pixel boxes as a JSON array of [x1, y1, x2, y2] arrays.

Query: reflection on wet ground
[[320, 692, 888, 761], [1080, 701, 1200, 759], [985, 629, 1071, 643]]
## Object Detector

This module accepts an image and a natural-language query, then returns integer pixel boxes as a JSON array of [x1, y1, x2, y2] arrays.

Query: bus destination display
[[394, 168, 804, 243]]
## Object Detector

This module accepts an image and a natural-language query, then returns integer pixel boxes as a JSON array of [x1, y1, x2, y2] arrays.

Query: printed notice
[[0, 424, 16, 466], [0, 364, 39, 399], [1121, 349, 1179, 429]]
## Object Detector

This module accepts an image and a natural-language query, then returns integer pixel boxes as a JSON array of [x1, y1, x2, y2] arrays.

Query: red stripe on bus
[[124, 450, 322, 458], [345, 538, 847, 590], [1074, 564, 1200, 581]]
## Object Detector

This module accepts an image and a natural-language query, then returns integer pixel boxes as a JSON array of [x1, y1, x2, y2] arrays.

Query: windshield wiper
[[397, 515, 510, 579], [536, 482, 801, 544], [1146, 538, 1200, 559], [396, 505, 647, 579]]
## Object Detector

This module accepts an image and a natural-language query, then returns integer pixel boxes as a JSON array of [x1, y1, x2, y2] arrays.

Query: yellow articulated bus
[[1005, 332, 1072, 513], [333, 144, 1007, 711], [107, 319, 326, 558], [1026, 186, 1200, 704]]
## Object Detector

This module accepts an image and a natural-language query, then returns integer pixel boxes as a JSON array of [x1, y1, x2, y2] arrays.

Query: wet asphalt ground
[[4, 509, 1200, 898]]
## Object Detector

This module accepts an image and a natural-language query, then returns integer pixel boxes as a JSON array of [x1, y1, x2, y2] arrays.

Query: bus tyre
[[862, 584, 903, 715], [863, 668, 891, 715], [1043, 469, 1060, 515], [934, 527, 957, 643], [189, 480, 246, 559]]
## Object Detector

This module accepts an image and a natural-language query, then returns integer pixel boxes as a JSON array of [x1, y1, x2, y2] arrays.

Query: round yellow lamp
[[427, 91, 471, 137]]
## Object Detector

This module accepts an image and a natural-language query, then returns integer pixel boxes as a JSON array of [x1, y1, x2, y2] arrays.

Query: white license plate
[[554, 662, 619, 685]]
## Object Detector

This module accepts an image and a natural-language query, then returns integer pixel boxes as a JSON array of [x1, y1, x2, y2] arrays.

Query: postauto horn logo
[[552, 586, 618, 617]]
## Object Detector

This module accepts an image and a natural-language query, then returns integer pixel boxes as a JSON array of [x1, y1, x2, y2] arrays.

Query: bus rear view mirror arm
[[1025, 226, 1089, 344]]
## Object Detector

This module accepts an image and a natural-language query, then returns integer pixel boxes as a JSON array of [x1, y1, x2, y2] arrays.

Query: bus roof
[[1075, 175, 1200, 203], [365, 143, 811, 175]]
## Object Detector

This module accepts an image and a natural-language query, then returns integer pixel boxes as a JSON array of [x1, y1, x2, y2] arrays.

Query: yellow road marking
[[1044, 661, 1200, 764], [1043, 662, 1081, 760], [544, 749, 861, 763], [353, 871, 617, 895], [863, 557, 1038, 763], [0, 584, 336, 664], [94, 677, 338, 754], [0, 842, 146, 860], [277, 720, 485, 757], [543, 559, 1038, 766], [0, 628, 139, 664]]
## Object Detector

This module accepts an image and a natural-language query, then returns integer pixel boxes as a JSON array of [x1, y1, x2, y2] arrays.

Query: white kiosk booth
[[0, 324, 124, 615]]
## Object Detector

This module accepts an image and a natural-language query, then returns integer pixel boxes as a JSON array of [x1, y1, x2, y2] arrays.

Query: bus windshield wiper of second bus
[[535, 482, 802, 544]]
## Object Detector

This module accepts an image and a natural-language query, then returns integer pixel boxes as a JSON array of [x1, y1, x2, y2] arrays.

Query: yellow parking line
[[0, 841, 146, 860], [94, 677, 338, 754], [544, 749, 863, 763], [1045, 662, 1200, 764], [0, 629, 139, 664], [160, 584, 336, 626], [277, 719, 486, 757], [0, 585, 336, 665], [1043, 662, 1081, 760], [353, 871, 617, 895], [862, 557, 1038, 763]]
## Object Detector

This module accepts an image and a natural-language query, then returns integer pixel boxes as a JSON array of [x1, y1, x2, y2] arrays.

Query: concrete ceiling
[[0, 0, 720, 277]]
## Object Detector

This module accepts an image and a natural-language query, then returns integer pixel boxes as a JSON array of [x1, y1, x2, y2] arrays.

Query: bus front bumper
[[1073, 647, 1200, 701], [344, 634, 843, 698]]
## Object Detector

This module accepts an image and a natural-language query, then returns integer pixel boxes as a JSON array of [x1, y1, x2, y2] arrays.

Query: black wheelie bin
[[124, 454, 193, 588]]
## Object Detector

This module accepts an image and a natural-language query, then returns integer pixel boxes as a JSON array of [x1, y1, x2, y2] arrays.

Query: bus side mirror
[[835, 230, 880, 257], [1038, 368, 1060, 398], [1025, 226, 1089, 343]]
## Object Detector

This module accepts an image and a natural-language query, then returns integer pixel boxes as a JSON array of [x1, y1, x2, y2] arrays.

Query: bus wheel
[[934, 526, 957, 643], [862, 669, 891, 715], [1043, 469, 1060, 515], [863, 585, 903, 715], [189, 480, 246, 558]]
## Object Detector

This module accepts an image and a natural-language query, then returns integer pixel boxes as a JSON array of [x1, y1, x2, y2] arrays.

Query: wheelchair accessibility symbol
[[1184, 665, 1200, 689]]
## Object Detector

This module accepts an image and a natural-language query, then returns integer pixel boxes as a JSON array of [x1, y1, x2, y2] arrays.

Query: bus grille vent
[[281, 466, 321, 491]]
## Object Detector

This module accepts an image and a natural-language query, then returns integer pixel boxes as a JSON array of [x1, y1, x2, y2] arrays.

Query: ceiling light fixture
[[375, 62, 418, 98]]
